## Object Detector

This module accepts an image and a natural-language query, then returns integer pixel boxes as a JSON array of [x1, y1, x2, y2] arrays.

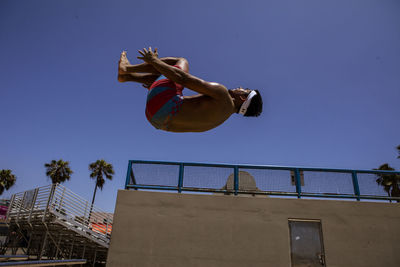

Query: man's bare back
[[118, 48, 262, 132]]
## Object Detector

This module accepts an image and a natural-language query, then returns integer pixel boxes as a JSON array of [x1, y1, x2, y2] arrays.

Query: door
[[289, 219, 326, 267]]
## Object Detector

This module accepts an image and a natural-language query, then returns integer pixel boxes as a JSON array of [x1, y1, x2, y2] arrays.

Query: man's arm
[[138, 48, 228, 99]]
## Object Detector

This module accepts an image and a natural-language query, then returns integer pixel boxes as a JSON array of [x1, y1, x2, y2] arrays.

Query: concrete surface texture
[[107, 190, 400, 267]]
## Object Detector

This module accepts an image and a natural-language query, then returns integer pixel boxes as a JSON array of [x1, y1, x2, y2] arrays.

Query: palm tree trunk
[[88, 184, 98, 225], [91, 184, 98, 207]]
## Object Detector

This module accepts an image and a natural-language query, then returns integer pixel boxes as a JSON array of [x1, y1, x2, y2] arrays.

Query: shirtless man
[[118, 47, 263, 132]]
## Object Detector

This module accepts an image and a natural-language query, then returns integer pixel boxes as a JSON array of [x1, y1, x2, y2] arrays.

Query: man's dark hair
[[244, 89, 263, 117]]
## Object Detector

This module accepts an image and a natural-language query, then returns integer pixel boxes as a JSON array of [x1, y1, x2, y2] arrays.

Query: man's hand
[[137, 47, 158, 63]]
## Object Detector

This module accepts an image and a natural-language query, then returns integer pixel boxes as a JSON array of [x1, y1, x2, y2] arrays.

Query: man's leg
[[118, 52, 189, 87], [118, 51, 189, 75], [118, 51, 160, 86], [117, 73, 160, 87], [173, 57, 189, 73], [127, 58, 188, 87], [119, 51, 186, 74], [127, 57, 189, 73], [125, 57, 183, 73]]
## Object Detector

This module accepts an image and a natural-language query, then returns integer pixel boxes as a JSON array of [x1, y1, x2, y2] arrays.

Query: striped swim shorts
[[145, 66, 184, 130]]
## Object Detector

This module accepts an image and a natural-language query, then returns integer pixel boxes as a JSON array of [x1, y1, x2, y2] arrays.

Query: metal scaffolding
[[1, 184, 112, 266]]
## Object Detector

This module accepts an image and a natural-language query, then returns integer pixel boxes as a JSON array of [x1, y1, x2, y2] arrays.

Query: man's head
[[230, 88, 263, 117]]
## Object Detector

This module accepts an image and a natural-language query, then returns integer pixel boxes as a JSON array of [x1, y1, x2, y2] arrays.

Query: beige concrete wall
[[107, 190, 400, 267]]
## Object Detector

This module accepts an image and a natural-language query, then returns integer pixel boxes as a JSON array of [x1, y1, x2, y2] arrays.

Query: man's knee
[[178, 57, 188, 63], [176, 57, 189, 72]]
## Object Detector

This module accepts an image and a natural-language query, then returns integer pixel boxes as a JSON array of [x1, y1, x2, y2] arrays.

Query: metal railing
[[125, 160, 400, 202], [6, 184, 113, 245]]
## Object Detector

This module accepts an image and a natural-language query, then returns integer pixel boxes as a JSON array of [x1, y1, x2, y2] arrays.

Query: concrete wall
[[107, 190, 400, 267]]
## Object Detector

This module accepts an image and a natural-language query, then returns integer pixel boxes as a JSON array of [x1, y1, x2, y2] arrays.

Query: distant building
[[0, 199, 10, 222], [89, 212, 113, 235], [0, 199, 10, 247], [220, 171, 266, 197]]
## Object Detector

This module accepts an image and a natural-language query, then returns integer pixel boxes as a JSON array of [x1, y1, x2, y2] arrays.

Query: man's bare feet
[[118, 51, 130, 82]]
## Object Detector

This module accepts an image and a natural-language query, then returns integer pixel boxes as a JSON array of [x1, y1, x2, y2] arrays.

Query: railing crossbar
[[125, 160, 400, 202]]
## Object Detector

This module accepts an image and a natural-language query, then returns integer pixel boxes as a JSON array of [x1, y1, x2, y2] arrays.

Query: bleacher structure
[[1, 184, 112, 266]]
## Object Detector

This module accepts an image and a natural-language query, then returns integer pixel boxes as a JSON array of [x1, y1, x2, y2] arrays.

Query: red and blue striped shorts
[[145, 66, 184, 130]]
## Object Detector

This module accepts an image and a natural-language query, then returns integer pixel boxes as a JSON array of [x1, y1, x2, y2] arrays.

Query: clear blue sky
[[1, 0, 399, 212]]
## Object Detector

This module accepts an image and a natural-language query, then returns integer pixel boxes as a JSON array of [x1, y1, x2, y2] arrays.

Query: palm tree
[[0, 169, 16, 195], [374, 163, 400, 202], [44, 159, 73, 184], [88, 159, 114, 208], [397, 145, 400, 159]]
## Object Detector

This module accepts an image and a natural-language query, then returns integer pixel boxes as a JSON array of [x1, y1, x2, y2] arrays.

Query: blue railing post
[[352, 171, 361, 201], [178, 163, 184, 193], [234, 166, 239, 195], [125, 160, 132, 190], [294, 169, 302, 198]]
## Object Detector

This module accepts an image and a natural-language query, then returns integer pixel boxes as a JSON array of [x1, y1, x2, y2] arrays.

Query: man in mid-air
[[118, 47, 262, 132]]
